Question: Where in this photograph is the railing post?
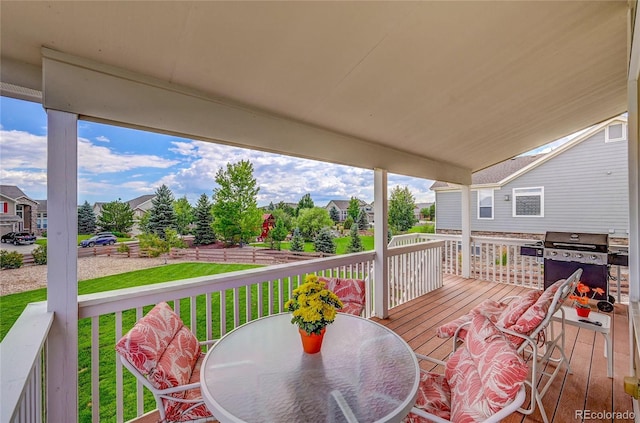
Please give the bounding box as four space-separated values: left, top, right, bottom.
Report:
374 168 389 318
461 185 471 278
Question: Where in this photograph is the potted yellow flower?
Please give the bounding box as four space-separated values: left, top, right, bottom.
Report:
285 274 343 353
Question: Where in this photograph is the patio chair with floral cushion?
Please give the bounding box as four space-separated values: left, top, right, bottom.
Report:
434 268 582 423
403 313 529 423
115 302 218 423
318 276 366 316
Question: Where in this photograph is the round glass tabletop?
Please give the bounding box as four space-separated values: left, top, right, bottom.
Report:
200 313 419 423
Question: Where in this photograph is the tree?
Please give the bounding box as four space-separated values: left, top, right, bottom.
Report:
388 185 417 232
329 206 340 223
193 193 216 245
268 218 288 250
212 160 262 245
343 216 354 230
420 207 431 220
346 223 363 253
314 227 336 254
147 185 178 239
357 209 368 230
97 199 134 233
271 208 293 233
429 203 436 221
174 196 194 235
347 197 360 222
296 193 314 216
276 201 296 217
290 227 305 252
295 207 334 241
78 200 96 234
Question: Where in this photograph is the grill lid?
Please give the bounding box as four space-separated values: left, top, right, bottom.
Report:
544 231 609 252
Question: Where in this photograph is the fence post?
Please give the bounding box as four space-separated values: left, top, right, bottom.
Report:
195 247 199 261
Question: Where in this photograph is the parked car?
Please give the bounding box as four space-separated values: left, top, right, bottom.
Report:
0 231 37 245
79 233 117 248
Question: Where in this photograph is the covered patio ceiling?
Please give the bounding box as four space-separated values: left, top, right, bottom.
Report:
0 1 632 185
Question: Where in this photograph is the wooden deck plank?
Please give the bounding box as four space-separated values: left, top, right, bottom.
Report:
373 275 634 423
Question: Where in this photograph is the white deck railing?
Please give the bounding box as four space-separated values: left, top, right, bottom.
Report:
0 302 53 423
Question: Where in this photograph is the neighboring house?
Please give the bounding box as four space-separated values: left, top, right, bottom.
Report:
93 194 156 234
325 199 373 223
0 185 39 237
34 200 47 234
431 117 629 240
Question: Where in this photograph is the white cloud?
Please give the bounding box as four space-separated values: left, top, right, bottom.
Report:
78 137 179 173
96 135 110 143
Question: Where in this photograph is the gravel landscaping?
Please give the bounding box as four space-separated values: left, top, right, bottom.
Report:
0 256 187 296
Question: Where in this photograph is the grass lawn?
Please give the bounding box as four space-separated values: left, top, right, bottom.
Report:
1 262 272 423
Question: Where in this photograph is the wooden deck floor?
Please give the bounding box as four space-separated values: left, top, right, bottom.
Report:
372 275 633 423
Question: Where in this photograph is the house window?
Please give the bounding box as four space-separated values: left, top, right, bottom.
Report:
477 189 494 219
0 202 6 214
37 213 48 230
513 187 544 217
605 123 626 143
16 204 23 219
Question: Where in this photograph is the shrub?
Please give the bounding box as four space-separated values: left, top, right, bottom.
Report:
32 244 47 265
117 243 130 254
111 231 127 238
1 250 23 269
343 217 354 230
314 227 336 254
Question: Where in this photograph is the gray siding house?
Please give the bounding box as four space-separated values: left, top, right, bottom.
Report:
432 117 629 240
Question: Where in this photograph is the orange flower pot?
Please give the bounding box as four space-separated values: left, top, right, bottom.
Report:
576 306 590 318
299 328 326 354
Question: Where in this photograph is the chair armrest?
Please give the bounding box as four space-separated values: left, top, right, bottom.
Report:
156 381 202 396
415 352 446 367
200 339 218 347
500 295 522 304
452 321 472 351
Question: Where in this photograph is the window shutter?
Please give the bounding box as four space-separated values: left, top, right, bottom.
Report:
3 203 7 213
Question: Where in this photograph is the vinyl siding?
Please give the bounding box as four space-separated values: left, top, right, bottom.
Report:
434 127 629 237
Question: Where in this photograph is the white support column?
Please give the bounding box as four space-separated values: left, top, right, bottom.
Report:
461 185 471 278
629 77 639 303
374 168 389 318
46 110 78 423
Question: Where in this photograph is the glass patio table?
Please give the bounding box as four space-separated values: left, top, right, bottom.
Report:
200 313 420 423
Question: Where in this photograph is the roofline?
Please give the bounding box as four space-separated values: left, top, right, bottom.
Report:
432 115 627 192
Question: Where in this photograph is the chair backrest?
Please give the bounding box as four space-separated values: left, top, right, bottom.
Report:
115 301 201 392
445 314 529 421
318 277 366 316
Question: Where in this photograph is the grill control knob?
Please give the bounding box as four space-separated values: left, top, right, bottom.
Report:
590 255 598 261
563 252 570 257
550 251 557 256
575 253 583 259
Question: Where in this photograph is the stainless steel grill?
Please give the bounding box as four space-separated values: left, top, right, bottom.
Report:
543 232 609 301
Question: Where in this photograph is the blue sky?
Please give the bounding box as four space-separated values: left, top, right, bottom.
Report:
0 96 575 207
0 96 440 206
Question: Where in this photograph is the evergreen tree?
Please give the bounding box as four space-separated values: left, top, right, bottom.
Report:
268 218 288 250
78 200 96 234
174 196 194 235
276 201 296 217
314 227 336 254
346 223 364 253
147 184 177 239
347 197 360 222
388 185 417 232
329 206 340 223
212 160 262 245
290 227 305 252
97 199 134 233
296 193 314 216
357 209 368 230
194 193 216 245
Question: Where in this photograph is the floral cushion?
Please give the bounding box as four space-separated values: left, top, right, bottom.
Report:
495 290 541 329
164 355 215 422
115 302 202 391
435 299 506 339
319 277 366 316
446 314 528 421
402 372 451 422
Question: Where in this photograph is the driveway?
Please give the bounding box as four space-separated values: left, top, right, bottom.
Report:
0 240 39 253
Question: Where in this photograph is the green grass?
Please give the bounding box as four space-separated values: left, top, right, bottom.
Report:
407 223 435 234
1 262 272 423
